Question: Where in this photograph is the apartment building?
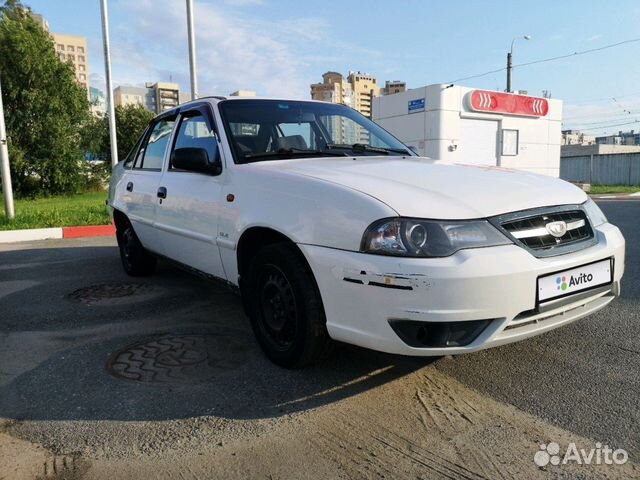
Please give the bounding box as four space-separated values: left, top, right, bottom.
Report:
595 130 640 146
114 82 191 114
310 71 380 117
52 33 90 93
380 80 407 96
561 130 596 146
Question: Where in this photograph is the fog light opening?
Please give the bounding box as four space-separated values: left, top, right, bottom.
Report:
390 319 492 348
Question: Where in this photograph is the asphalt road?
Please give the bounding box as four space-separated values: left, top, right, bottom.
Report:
0 200 638 479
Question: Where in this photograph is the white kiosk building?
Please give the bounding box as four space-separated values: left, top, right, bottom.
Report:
373 84 562 177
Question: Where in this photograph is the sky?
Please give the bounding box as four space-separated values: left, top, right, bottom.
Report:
24 0 640 134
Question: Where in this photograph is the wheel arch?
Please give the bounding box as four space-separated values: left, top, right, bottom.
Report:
236 226 299 290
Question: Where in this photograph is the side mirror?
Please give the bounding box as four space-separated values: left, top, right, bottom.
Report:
171 147 221 175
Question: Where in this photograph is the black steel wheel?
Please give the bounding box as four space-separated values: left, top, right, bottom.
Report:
246 243 332 368
116 219 156 276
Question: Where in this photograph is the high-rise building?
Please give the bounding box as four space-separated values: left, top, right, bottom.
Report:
114 82 191 114
310 71 379 117
28 10 90 99
310 71 379 144
380 80 406 96
51 33 90 94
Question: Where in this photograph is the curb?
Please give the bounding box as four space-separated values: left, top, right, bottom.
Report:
0 225 115 244
591 194 640 201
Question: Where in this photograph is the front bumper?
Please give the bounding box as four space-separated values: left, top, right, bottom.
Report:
299 223 625 356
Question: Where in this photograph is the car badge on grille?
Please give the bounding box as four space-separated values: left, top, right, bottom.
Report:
546 220 567 238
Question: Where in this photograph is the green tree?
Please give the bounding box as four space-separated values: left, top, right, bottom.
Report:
0 1 90 196
112 104 154 162
81 104 154 163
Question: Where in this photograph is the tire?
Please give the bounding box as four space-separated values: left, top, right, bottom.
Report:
116 219 156 276
246 243 332 368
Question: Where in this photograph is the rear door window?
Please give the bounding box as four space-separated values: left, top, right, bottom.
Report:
134 118 176 170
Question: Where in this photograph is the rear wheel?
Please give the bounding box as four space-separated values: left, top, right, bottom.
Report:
116 220 156 276
246 243 332 368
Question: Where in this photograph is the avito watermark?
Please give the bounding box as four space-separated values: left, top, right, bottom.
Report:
534 442 628 467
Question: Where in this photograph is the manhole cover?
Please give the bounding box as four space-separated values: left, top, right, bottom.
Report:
67 283 160 306
107 334 248 384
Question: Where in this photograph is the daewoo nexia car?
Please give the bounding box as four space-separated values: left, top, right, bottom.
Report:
108 97 625 367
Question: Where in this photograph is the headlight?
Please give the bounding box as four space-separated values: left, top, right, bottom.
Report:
361 218 511 257
583 198 607 227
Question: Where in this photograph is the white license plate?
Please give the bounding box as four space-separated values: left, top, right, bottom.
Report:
538 258 612 302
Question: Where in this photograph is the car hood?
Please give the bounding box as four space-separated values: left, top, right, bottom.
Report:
251 157 587 219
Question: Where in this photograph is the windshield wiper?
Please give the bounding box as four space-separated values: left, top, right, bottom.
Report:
325 143 410 155
243 148 347 161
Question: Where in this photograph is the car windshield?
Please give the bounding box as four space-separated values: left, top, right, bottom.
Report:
218 99 411 163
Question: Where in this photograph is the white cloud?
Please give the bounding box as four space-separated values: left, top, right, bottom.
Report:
223 0 265 6
109 0 333 99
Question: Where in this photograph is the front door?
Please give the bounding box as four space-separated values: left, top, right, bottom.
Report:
153 106 227 279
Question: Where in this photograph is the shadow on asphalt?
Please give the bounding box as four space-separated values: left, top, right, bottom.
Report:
0 244 432 423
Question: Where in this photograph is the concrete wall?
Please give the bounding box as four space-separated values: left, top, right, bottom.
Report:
560 153 640 185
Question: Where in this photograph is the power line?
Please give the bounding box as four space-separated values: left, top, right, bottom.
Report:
580 120 640 132
448 37 640 84
567 115 634 127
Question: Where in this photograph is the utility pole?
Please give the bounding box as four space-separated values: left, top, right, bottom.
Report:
506 50 513 93
186 0 198 100
0 76 15 220
100 0 118 166
507 35 531 93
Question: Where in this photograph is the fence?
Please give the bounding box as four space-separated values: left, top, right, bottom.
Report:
560 153 640 185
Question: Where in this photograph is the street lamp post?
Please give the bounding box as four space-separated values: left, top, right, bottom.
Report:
186 0 198 100
100 0 118 167
506 35 531 93
0 76 15 220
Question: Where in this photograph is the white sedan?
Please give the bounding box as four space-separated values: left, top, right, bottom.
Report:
108 97 625 367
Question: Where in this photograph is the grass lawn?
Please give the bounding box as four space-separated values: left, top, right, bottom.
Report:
0 191 111 231
590 185 640 195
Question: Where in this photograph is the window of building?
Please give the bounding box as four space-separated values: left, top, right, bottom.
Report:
79 74 86 81
78 55 85 62
77 46 85 53
67 45 75 52
502 129 519 156
57 44 64 51
68 54 75 61
78 65 86 72
58 53 65 61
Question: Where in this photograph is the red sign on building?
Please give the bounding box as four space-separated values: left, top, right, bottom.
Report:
469 90 548 117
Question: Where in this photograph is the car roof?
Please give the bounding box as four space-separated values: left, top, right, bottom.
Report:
154 96 336 120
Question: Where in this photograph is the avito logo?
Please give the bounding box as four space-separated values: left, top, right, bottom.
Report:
556 273 594 291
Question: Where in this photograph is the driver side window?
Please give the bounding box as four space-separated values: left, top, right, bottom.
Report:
171 112 217 170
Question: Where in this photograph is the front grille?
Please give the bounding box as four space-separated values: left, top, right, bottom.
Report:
493 206 595 257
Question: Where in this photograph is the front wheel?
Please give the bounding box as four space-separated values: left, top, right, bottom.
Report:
246 243 332 368
116 220 156 276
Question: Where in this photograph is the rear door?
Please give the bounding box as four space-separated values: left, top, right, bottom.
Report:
152 105 227 279
121 114 177 253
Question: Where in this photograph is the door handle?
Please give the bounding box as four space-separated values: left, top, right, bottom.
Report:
126 181 133 192
157 186 167 199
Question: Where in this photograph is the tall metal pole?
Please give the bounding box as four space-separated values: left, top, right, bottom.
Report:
0 76 15 220
186 0 198 100
100 0 118 166
506 51 512 93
